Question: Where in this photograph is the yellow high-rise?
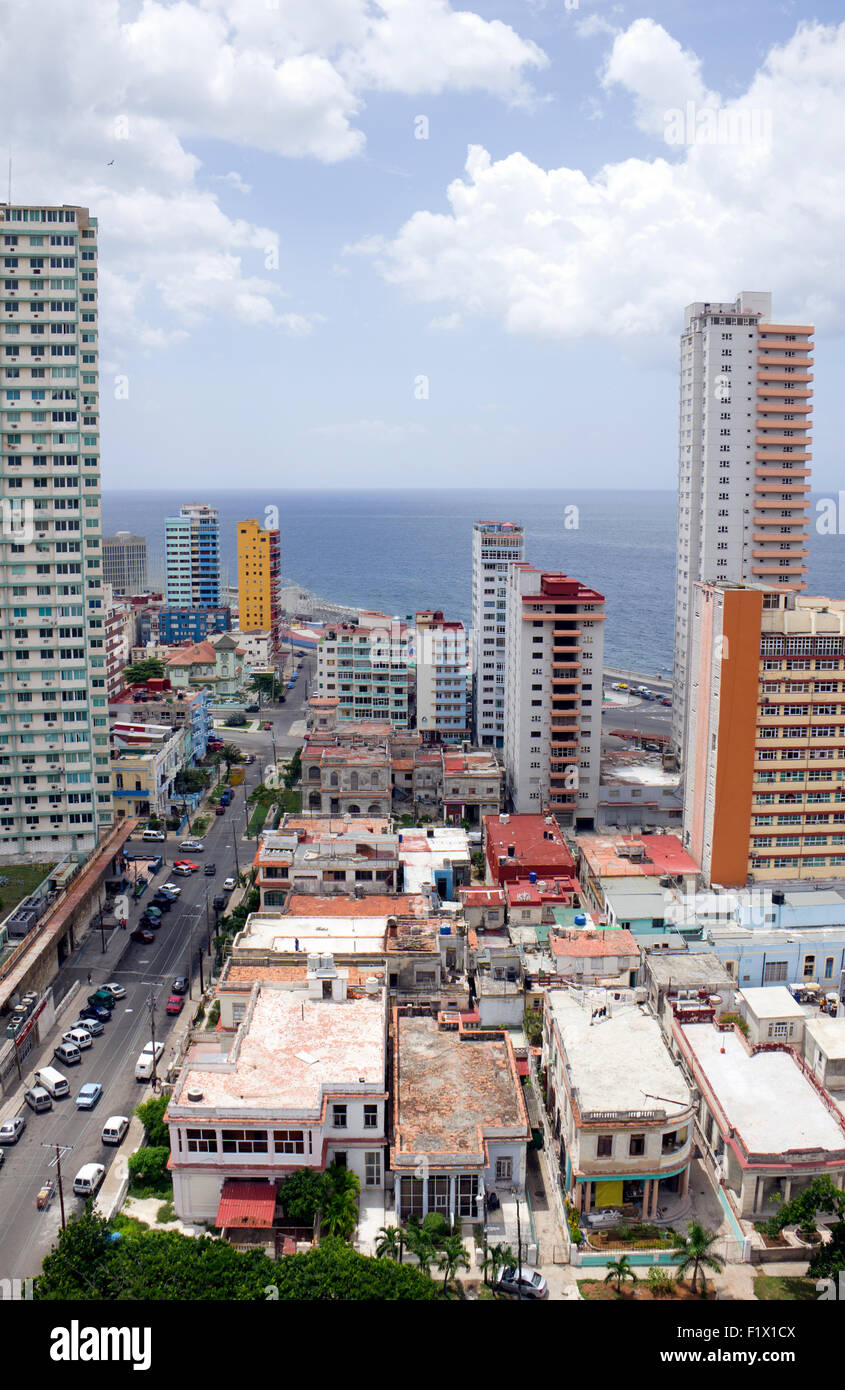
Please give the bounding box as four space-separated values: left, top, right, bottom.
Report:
236 519 281 652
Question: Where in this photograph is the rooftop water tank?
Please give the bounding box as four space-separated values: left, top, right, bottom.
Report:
529 871 537 884
365 976 381 996
574 912 587 926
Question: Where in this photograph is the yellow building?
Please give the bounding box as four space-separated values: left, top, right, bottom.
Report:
236 519 281 651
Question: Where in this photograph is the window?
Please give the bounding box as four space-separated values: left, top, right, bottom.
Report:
365 1151 382 1187
629 1134 645 1157
596 1135 613 1157
802 956 816 979
364 1104 378 1129
221 1129 268 1154
273 1129 304 1154
825 957 835 980
457 1174 479 1216
763 960 788 983
185 1128 218 1153
495 1157 513 1182
332 1104 347 1129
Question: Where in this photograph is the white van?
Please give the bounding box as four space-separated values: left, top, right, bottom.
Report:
73 1163 105 1197
53 1041 81 1066
33 1066 69 1099
134 1041 164 1081
62 1027 93 1051
101 1115 130 1146
141 828 166 842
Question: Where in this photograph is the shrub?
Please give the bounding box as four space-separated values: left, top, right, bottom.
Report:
647 1266 675 1297
135 1095 170 1149
128 1147 170 1190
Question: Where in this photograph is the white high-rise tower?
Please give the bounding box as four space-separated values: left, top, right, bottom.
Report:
471 521 524 747
672 292 813 762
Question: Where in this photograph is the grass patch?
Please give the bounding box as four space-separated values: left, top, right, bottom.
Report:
191 816 211 836
110 1213 150 1236
753 1275 819 1301
587 1225 678 1251
156 1200 176 1224
128 1175 174 1202
247 802 270 837
0 861 58 917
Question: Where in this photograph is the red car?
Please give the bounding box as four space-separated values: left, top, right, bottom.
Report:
173 860 200 873
263 721 273 730
165 994 184 1015
130 928 155 944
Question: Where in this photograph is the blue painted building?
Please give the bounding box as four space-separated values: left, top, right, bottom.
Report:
140 607 231 645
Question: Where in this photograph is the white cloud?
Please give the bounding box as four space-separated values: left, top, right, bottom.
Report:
575 16 620 41
428 312 462 331
365 21 845 341
0 0 546 354
307 419 428 444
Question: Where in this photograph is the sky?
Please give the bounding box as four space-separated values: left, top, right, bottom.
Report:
2 0 845 490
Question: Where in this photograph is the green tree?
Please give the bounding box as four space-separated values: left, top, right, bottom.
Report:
763 1175 845 1239
604 1255 638 1296
251 672 282 702
284 746 302 789
320 1163 361 1242
221 743 245 776
671 1222 724 1295
404 1219 436 1277
123 659 166 685
128 1146 170 1189
523 1007 543 1047
279 1169 329 1225
135 1095 170 1149
375 1225 405 1263
809 1222 845 1280
436 1233 470 1296
174 767 210 795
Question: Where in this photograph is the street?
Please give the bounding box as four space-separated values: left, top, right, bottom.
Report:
0 655 312 1278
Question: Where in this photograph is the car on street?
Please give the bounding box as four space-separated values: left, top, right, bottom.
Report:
495 1266 548 1299
179 839 205 852
150 894 173 911
223 876 237 892
71 1015 104 1036
245 704 259 713
172 860 199 873
215 805 226 815
102 1116 130 1146
62 1027 93 1050
54 1041 81 1066
79 1004 111 1025
73 1163 105 1197
661 696 672 706
140 914 162 930
166 994 184 1015
88 988 114 1010
24 1087 52 1113
172 976 189 994
245 754 255 764
263 720 273 730
0 1116 26 1144
204 863 216 875
159 883 181 897
76 1083 103 1110
142 1041 165 1062
102 982 126 1000
130 928 155 944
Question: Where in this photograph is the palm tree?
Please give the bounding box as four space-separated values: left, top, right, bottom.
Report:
436 1233 471 1296
404 1222 436 1276
481 1242 516 1286
604 1255 638 1296
375 1225 405 1263
671 1222 724 1295
220 743 245 777
320 1164 360 1242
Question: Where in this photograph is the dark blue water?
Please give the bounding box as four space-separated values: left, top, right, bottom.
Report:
100 490 845 678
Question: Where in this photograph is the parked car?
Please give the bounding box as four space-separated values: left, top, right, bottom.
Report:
150 894 173 911
102 1115 130 1146
79 1004 111 1025
73 1163 105 1197
204 863 217 876
71 1016 104 1037
661 696 672 706
36 1180 56 1208
159 883 181 897
610 682 621 691
140 914 162 930
62 1027 93 1051
24 1087 53 1114
76 1082 103 1111
0 1116 26 1144
141 828 166 842
102 982 126 1000
179 839 205 852
495 1266 548 1299
88 989 114 1010
54 1041 81 1066
245 704 260 713
130 928 155 944
263 721 273 730
214 805 226 816
172 860 199 873
166 994 184 1015
223 876 237 892
212 893 226 912
172 976 189 995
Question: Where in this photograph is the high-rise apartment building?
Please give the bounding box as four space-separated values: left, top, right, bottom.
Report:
0 202 111 855
102 531 147 594
316 612 411 726
673 293 813 763
471 521 524 747
503 566 605 827
683 583 845 888
414 610 470 742
164 504 220 608
236 518 281 653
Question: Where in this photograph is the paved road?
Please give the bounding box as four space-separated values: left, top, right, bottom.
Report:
0 694 299 1279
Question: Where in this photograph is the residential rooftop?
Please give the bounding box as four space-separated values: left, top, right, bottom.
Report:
173 986 386 1113
805 1017 845 1061
679 1023 845 1156
237 913 387 955
739 986 807 1020
547 991 692 1117
549 928 639 959
576 832 698 879
644 950 736 992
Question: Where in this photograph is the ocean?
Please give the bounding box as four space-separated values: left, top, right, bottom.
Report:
100 489 845 678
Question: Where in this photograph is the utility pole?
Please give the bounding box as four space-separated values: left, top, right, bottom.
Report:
98 892 106 953
148 986 159 1088
43 1143 72 1231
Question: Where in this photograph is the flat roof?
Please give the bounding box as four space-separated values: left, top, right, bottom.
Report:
393 1014 528 1159
577 833 698 878
550 929 639 959
680 1024 845 1155
285 894 423 917
603 886 669 919
547 993 692 1115
239 913 387 954
645 950 735 990
805 1017 845 1062
739 986 806 1020
485 815 575 869
174 987 385 1112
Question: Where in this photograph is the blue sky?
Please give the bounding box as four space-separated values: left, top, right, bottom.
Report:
3 0 844 489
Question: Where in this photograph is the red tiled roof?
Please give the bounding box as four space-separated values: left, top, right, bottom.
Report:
459 888 505 906
550 929 639 958
286 893 422 917
216 1180 276 1228
516 1057 530 1077
165 640 216 666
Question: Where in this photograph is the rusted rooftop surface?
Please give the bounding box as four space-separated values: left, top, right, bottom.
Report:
443 752 501 775
550 928 639 959
576 833 698 879
459 887 505 907
217 1181 276 1229
279 816 391 836
385 917 445 953
285 894 424 917
174 986 386 1112
392 1014 529 1163
224 963 386 987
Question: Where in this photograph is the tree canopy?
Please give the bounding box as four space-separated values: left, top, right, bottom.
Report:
35 1212 436 1301
123 659 166 685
